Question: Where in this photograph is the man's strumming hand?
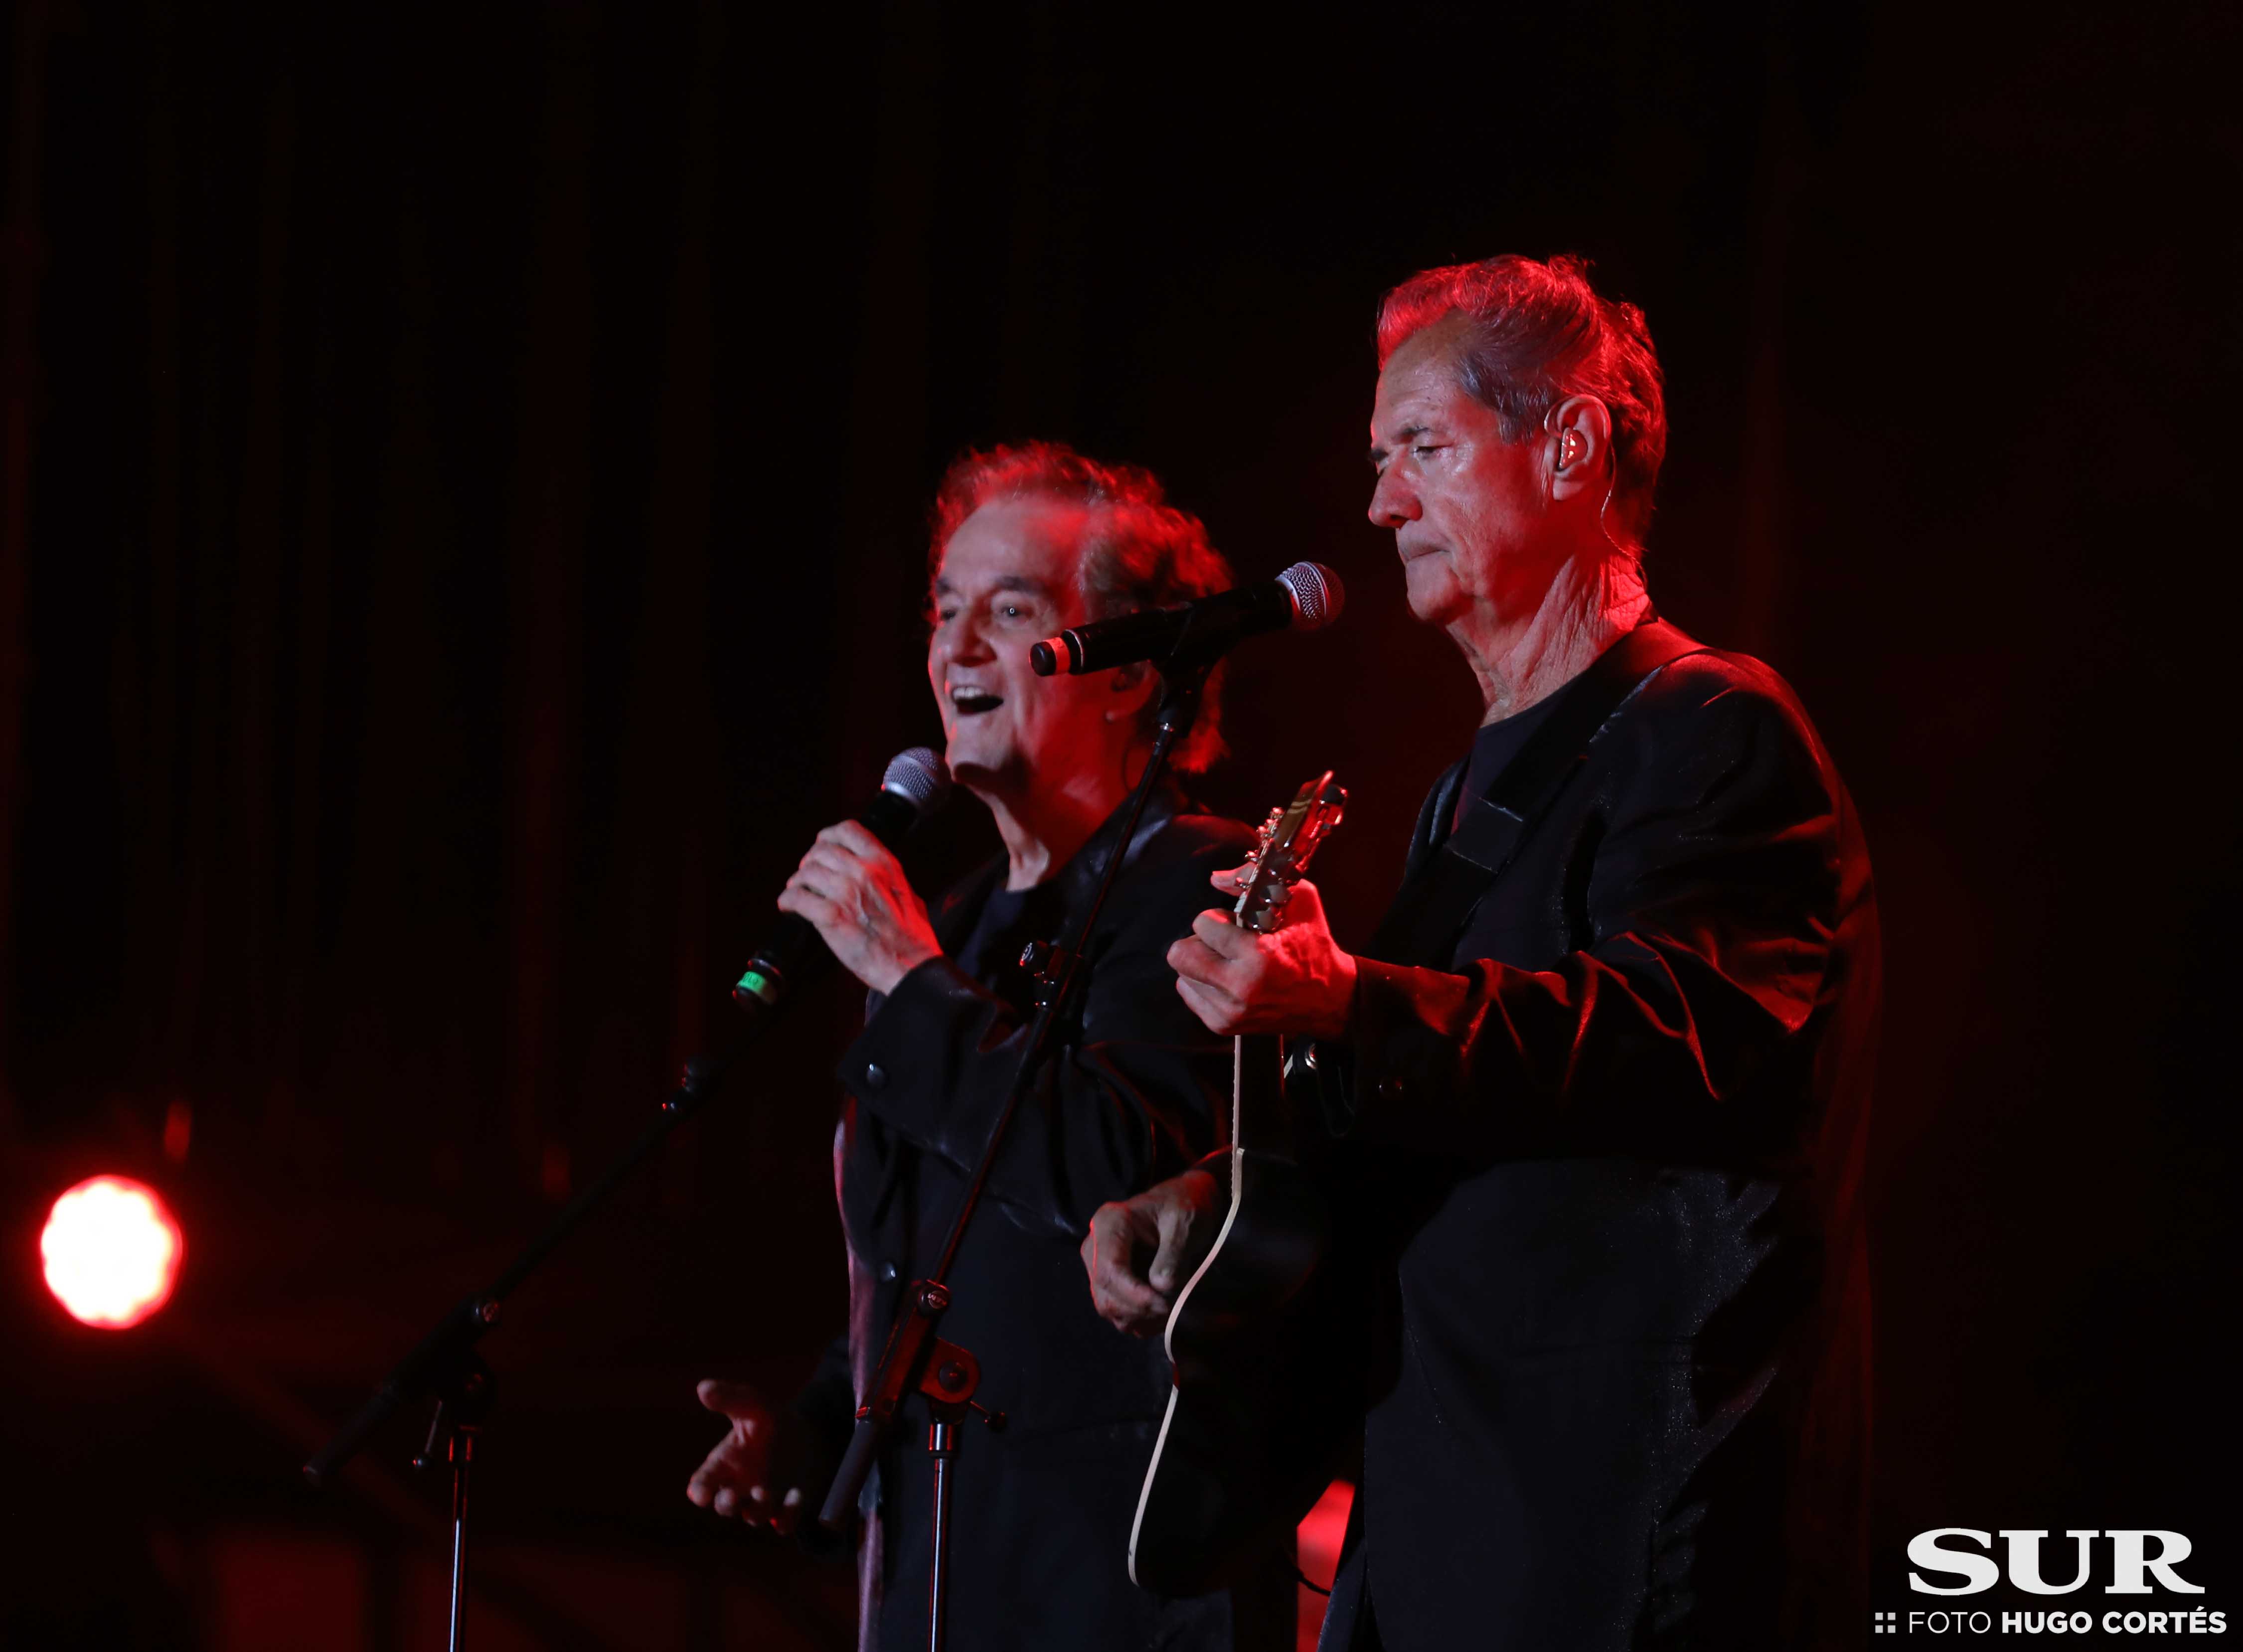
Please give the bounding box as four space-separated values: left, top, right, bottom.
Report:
1081 1168 1223 1337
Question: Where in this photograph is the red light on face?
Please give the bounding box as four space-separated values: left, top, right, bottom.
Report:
41 1175 185 1329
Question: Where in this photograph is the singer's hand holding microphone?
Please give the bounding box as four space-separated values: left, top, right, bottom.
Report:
731 747 953 1014
778 819 942 996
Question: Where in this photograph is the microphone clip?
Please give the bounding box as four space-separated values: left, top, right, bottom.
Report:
1018 940 1075 1008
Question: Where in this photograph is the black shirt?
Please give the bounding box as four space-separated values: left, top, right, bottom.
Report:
1449 688 1569 835
952 877 1066 1013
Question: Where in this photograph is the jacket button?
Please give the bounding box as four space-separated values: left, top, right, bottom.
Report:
864 1062 887 1090
877 1261 900 1283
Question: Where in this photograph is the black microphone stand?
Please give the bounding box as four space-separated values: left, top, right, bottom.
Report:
303 888 857 1650
817 655 1213 1652
307 628 1219 1652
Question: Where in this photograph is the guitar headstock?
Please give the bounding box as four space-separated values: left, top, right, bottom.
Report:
1232 771 1347 935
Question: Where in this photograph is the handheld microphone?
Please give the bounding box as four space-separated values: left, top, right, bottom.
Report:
1028 561 1343 676
731 747 952 1016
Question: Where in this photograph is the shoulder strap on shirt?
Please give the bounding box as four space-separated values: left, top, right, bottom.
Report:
1366 618 1705 968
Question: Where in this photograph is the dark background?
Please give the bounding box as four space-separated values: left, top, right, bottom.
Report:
1 1 2236 1647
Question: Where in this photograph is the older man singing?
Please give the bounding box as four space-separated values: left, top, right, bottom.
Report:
689 443 1293 1652
1086 256 1879 1651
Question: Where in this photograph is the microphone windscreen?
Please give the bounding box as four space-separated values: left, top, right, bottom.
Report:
880 746 953 819
1277 562 1345 630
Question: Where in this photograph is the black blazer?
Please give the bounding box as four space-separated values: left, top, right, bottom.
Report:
1309 623 1879 1652
801 790 1292 1652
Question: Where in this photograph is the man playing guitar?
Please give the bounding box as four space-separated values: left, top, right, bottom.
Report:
1085 256 1878 1652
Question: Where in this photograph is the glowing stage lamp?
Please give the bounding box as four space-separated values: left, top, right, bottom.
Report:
40 1175 185 1329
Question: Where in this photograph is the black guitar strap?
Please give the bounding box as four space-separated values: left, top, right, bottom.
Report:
1365 617 1705 969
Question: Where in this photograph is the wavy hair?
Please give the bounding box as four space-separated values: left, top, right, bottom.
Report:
1378 254 1667 548
930 442 1232 772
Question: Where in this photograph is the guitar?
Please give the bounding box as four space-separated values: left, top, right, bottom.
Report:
1129 771 1361 1597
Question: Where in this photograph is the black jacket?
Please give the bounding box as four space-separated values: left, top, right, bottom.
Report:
802 789 1292 1652
1309 622 1878 1652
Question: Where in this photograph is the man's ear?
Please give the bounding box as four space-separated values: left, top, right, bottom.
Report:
1106 659 1157 722
1546 394 1614 506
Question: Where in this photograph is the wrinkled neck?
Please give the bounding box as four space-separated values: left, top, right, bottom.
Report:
1451 553 1651 725
973 745 1149 890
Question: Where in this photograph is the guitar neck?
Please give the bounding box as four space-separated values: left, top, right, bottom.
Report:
1230 1031 1292 1162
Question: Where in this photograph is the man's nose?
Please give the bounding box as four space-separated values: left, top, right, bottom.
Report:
940 614 994 662
1368 468 1418 529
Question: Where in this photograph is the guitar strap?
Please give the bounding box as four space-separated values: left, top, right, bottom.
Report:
1365 617 1705 969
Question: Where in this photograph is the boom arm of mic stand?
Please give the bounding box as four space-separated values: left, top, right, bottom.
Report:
304 1041 745 1487
817 660 1210 1533
304 1294 500 1486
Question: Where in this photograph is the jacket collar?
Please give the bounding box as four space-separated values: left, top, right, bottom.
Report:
934 781 1188 948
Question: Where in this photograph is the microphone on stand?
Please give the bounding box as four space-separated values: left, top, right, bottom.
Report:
731 747 952 1018
1028 561 1344 676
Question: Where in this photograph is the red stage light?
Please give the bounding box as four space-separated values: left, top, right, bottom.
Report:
40 1175 184 1329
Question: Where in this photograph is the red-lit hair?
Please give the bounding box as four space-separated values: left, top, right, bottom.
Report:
1378 254 1667 547
930 442 1231 773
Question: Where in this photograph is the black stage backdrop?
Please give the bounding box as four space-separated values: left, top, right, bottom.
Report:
0 2 2236 1647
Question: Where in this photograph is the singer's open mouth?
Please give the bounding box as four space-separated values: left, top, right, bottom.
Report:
950 687 1003 716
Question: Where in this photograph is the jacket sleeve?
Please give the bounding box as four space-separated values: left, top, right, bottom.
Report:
1337 670 1847 1163
834 832 1243 1234
790 1331 856 1453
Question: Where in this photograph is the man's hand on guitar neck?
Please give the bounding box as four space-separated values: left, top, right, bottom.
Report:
1167 867 1358 1041
1081 1168 1223 1337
